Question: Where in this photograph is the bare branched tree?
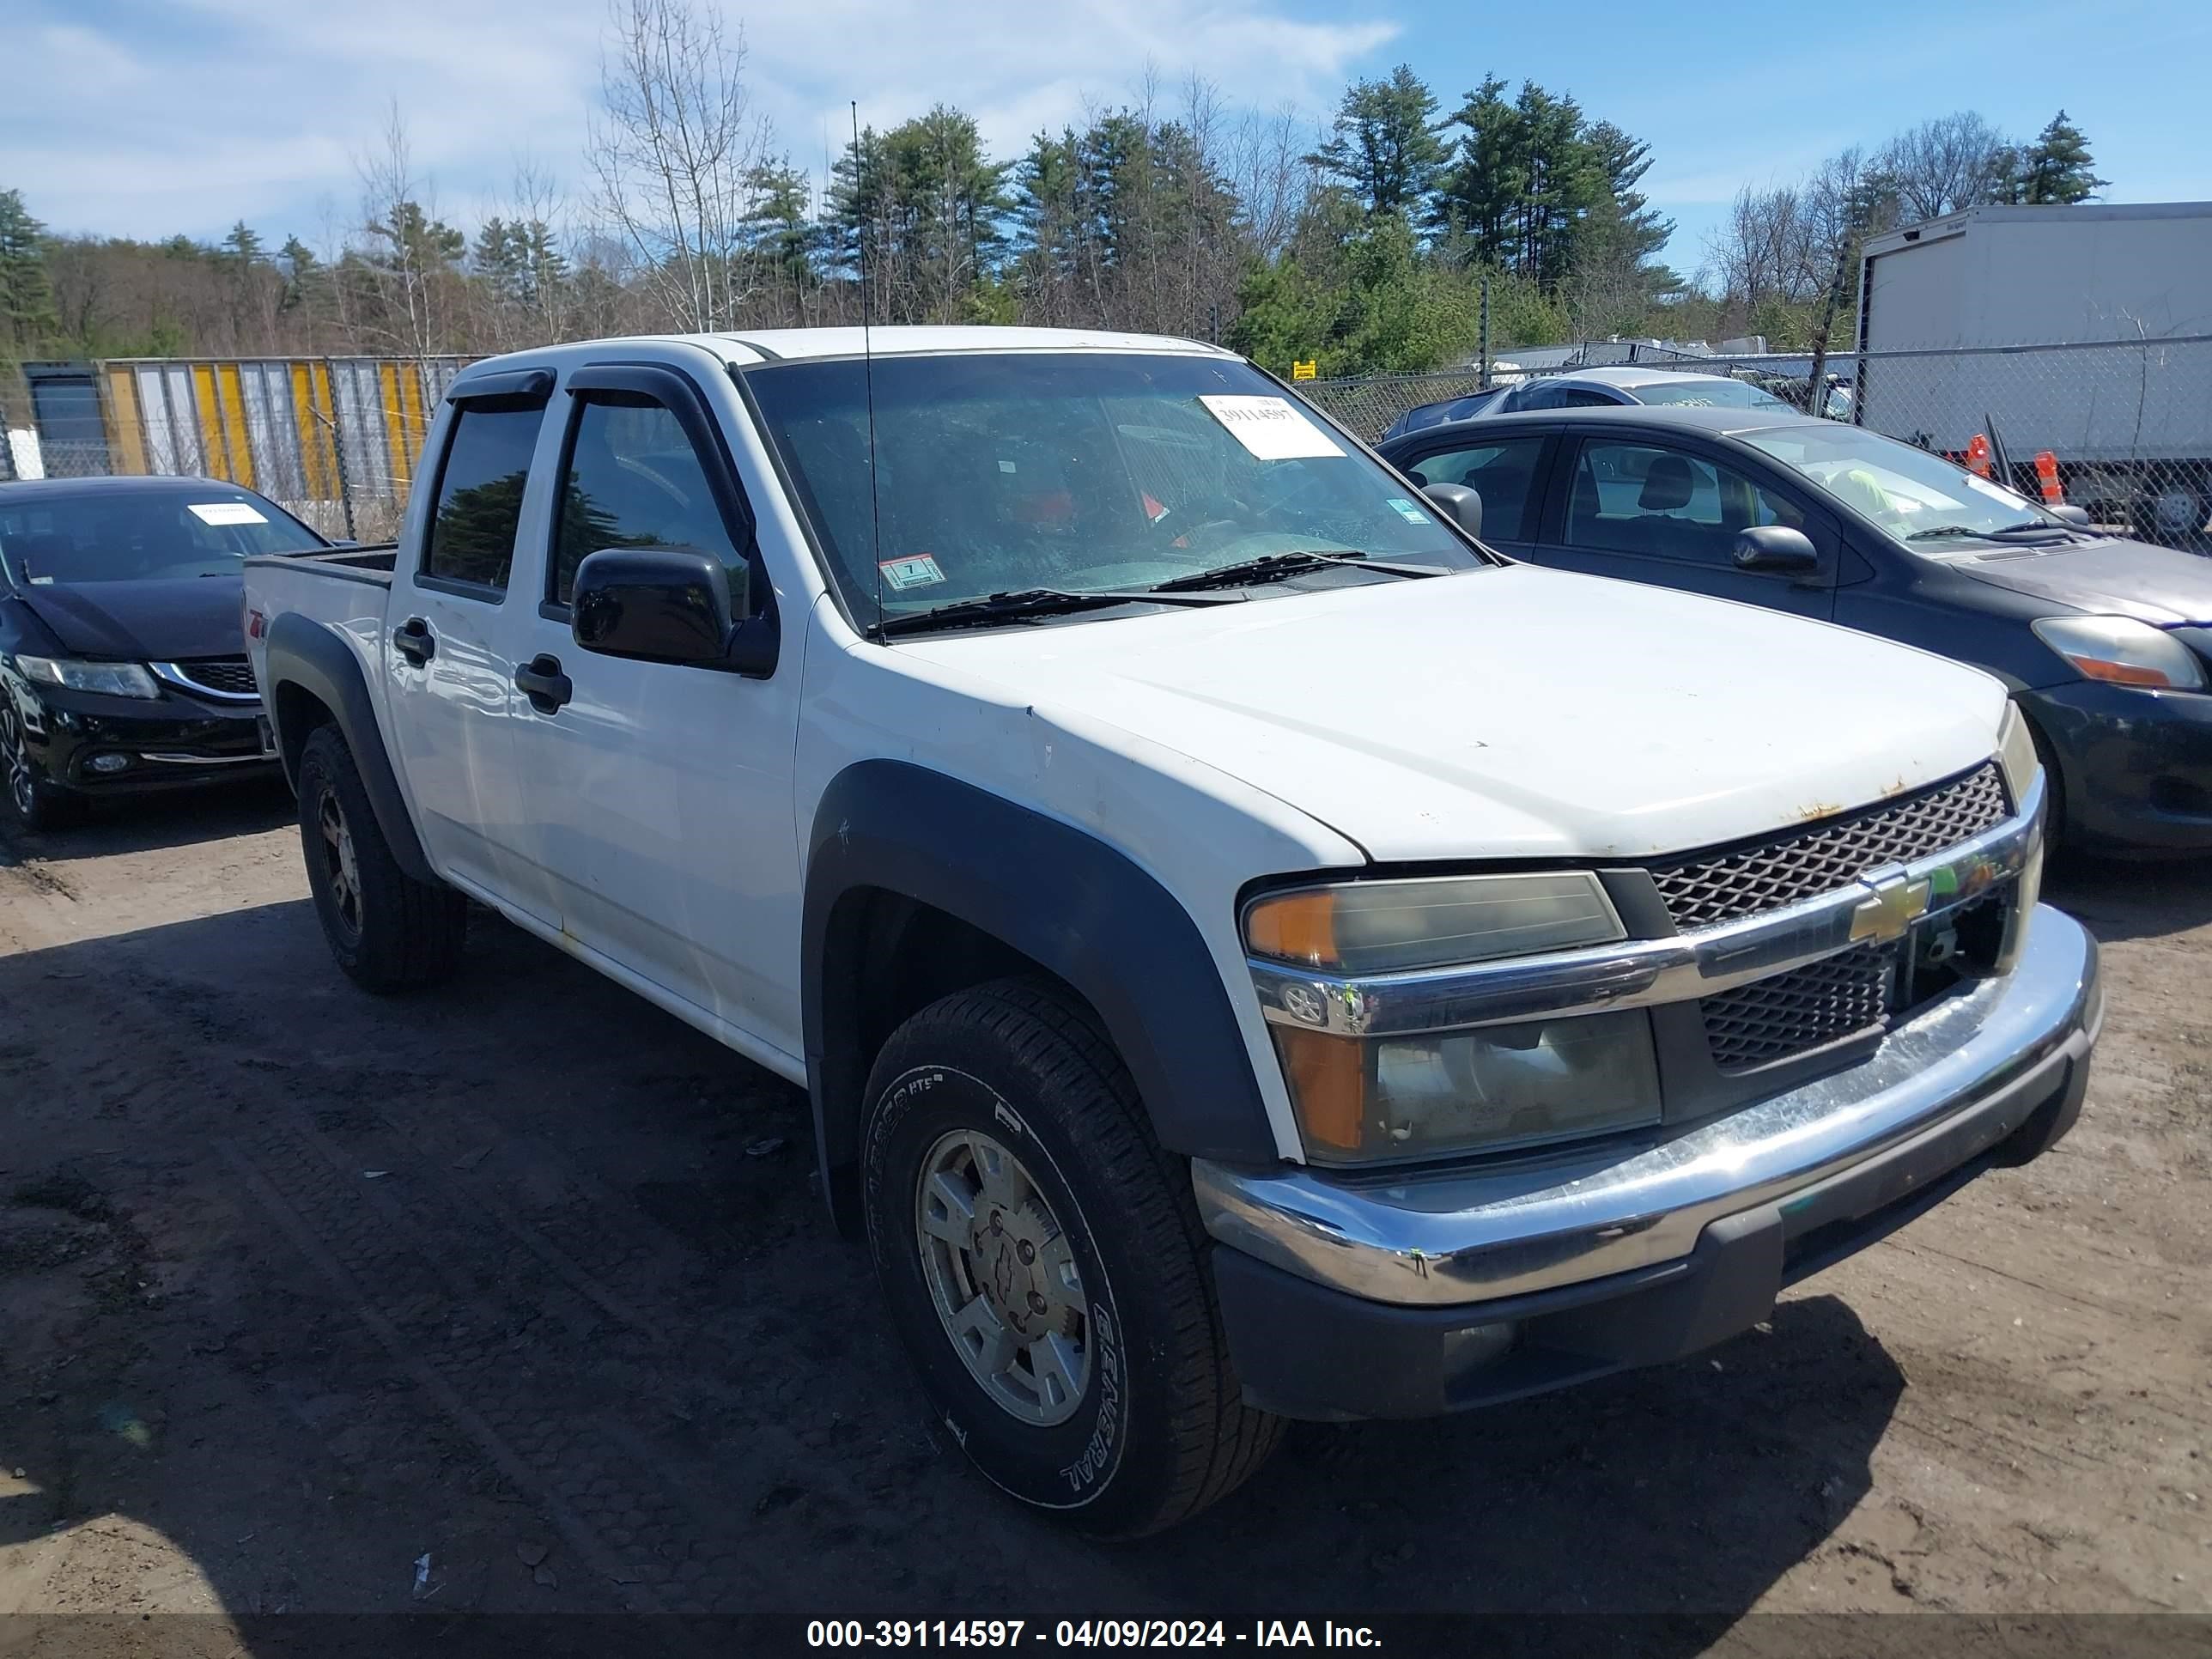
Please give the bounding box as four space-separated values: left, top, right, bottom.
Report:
588 0 775 331
354 102 463 361
1880 112 2011 224
1227 104 1320 264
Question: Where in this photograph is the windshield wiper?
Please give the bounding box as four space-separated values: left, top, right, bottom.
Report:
1150 550 1445 593
872 586 1239 638
1907 520 2069 542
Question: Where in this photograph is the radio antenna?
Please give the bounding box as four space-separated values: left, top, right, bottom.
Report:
854 100 884 640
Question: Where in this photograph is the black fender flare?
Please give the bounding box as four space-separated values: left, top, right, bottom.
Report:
264 611 435 884
802 760 1279 1226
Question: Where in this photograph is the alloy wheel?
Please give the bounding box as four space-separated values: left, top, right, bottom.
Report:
1 701 35 819
318 788 362 934
914 1128 1092 1427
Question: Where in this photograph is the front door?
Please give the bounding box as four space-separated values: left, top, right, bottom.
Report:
502 371 805 1060
1540 436 1838 620
384 398 558 921
1395 434 1552 556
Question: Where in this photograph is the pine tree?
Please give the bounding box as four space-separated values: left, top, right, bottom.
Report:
221 220 265 268
2015 110 2106 204
0 189 56 350
1305 65 1446 218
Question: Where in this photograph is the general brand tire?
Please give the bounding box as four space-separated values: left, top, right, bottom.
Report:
296 725 468 993
860 979 1283 1536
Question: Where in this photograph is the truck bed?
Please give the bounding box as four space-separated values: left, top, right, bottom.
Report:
253 544 398 585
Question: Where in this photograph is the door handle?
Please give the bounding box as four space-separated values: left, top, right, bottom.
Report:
514 653 573 714
393 617 435 665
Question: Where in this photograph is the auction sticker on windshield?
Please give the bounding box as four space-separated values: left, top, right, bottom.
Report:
1197 395 1346 461
188 501 269 526
879 554 946 591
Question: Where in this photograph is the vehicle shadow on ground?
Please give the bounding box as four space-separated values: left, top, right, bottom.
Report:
0 897 1904 1639
2046 854 2212 944
0 779 295 866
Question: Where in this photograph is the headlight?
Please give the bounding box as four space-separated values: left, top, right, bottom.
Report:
1247 873 1656 1164
1244 872 1625 975
14 656 161 699
2031 616 2205 690
1272 1012 1663 1163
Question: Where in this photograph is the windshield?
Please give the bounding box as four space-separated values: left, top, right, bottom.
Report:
1635 378 1794 411
743 352 1483 624
0 486 327 585
1741 424 2065 547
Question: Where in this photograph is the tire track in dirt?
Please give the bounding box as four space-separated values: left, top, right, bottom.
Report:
221 1141 672 1613
46 951 793 1614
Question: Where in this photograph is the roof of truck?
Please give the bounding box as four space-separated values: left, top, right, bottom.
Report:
706 325 1237 365
1862 199 2212 256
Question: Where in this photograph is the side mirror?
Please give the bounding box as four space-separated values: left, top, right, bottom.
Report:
1420 481 1483 540
2051 503 2091 528
1733 524 1820 577
571 546 777 678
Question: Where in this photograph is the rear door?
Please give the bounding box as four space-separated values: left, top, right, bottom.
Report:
382 384 560 922
1535 432 1841 620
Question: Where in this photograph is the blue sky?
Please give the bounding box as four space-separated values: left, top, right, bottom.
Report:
3 0 2207 285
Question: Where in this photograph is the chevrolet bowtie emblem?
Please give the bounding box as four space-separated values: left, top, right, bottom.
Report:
1850 874 1931 945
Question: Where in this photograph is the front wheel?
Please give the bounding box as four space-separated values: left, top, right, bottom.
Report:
0 696 86 832
861 980 1282 1536
296 725 468 992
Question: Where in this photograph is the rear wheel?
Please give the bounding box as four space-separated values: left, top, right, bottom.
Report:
0 696 86 832
2132 482 2211 547
860 979 1282 1536
296 725 467 992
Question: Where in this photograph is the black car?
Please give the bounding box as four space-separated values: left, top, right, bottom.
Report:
1379 404 2212 855
0 475 331 829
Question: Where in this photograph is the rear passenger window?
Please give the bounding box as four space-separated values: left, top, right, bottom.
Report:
422 405 544 592
551 401 744 605
1403 437 1545 541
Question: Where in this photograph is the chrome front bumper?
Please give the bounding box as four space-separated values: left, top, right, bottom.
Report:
1195 902 2101 1310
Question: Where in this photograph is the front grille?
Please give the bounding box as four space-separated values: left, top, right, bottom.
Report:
170 656 258 697
1649 763 2009 931
1702 945 1897 1072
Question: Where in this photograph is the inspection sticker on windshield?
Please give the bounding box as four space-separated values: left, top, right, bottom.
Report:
187 501 268 526
879 554 945 591
1196 395 1345 461
1385 496 1431 524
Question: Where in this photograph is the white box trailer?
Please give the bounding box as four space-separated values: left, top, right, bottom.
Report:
1855 202 2212 540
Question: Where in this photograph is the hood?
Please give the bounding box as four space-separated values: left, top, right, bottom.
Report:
894 566 2008 863
18 576 249 662
1950 536 2212 626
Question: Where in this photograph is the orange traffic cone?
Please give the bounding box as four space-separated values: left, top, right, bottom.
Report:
2034 450 2063 504
1966 434 1993 478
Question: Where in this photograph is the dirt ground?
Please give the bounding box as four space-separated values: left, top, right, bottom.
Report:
1 781 2207 1638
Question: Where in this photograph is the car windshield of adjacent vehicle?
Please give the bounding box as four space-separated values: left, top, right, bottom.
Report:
1633 378 1795 411
0 485 328 586
1741 424 2070 548
743 351 1485 628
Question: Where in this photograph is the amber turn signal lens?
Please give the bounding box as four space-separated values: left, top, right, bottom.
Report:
2072 658 2171 687
1244 890 1340 969
1270 1027 1367 1152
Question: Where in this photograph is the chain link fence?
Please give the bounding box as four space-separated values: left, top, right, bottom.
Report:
3 356 469 545
1304 336 2212 545
15 338 2212 547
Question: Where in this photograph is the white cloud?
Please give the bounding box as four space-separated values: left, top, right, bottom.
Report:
1 0 1394 242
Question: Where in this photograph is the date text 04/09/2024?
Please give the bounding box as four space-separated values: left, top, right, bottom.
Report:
804 1621 1382 1648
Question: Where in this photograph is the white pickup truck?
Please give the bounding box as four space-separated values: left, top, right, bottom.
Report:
244 326 2100 1535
